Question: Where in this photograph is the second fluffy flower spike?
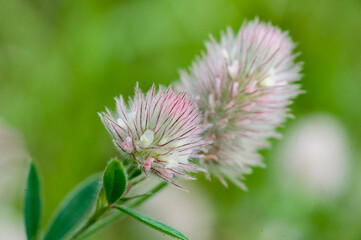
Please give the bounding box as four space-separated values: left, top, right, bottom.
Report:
179 18 303 189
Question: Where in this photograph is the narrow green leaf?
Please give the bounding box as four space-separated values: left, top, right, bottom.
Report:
119 193 151 202
25 163 41 240
103 159 127 204
43 175 100 240
116 205 188 240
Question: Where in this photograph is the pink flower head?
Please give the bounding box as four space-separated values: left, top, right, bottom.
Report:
99 84 211 189
178 18 303 189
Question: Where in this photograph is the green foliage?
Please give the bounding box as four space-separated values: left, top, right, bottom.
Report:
43 175 100 240
116 205 188 240
25 163 42 240
1 0 361 239
103 158 127 204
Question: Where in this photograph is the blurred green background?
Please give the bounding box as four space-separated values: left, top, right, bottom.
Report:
0 0 361 239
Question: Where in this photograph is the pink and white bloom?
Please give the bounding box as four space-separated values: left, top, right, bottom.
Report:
179 18 303 189
99 84 210 188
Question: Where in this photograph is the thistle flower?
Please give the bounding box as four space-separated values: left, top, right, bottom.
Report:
179 18 303 189
99 84 210 188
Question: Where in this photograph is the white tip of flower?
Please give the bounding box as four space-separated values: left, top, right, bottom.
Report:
159 154 175 163
140 130 154 148
222 48 229 60
228 60 239 79
260 76 275 87
167 159 179 168
260 68 276 87
159 152 188 166
117 118 127 129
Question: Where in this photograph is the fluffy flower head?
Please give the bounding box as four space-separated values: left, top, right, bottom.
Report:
179 18 303 188
99 84 210 188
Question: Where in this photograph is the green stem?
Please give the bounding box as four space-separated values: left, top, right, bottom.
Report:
75 182 167 240
68 207 109 240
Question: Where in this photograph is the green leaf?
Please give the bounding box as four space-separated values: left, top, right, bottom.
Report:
43 175 100 240
25 163 42 240
116 205 188 240
103 159 127 204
